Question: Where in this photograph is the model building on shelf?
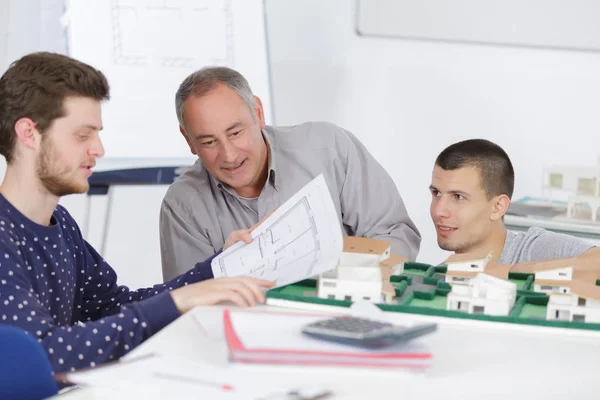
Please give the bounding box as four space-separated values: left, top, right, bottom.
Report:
542 156 600 222
446 272 517 316
317 237 406 304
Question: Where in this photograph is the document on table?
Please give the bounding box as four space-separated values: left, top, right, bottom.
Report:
223 310 432 369
211 174 343 287
64 354 331 399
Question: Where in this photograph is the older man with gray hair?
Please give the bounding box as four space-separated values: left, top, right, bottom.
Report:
159 66 420 280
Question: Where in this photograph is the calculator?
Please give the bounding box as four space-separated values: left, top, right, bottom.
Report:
301 316 437 348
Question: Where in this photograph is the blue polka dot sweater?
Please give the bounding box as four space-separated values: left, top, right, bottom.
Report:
0 194 215 373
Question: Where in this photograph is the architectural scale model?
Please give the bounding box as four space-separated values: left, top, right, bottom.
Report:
446 272 517 316
546 280 600 323
526 258 600 322
529 258 596 295
542 156 600 222
317 237 406 304
271 249 600 329
444 252 493 285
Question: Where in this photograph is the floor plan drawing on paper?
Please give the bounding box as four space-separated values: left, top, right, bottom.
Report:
211 175 343 287
216 199 320 280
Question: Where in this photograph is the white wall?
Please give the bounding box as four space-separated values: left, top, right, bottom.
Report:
0 0 11 183
3 0 600 282
0 0 67 180
264 0 600 264
0 0 9 72
3 0 66 66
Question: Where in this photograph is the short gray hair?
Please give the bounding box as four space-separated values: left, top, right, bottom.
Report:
175 66 256 133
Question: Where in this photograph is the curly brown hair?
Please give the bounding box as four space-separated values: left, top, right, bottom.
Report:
0 52 110 163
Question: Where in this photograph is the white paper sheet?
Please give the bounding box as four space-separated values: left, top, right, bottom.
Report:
211 174 344 287
66 354 310 399
227 310 429 355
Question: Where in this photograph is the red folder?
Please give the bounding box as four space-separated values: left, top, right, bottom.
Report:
223 310 432 369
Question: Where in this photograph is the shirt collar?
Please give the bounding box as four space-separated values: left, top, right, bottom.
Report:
262 127 278 190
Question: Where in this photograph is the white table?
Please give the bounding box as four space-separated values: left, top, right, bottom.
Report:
54 303 600 399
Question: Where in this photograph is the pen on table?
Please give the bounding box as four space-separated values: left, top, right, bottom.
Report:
258 388 333 400
153 371 234 391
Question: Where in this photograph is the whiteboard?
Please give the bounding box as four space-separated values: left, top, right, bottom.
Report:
0 0 8 73
357 0 600 52
66 0 272 158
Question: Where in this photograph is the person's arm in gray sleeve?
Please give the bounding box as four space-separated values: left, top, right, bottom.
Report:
336 126 421 260
159 199 216 281
510 228 599 277
523 228 594 261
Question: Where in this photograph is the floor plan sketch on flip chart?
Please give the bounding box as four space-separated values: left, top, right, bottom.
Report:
65 0 272 158
211 175 343 287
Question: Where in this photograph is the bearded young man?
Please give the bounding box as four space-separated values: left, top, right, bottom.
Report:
0 52 273 373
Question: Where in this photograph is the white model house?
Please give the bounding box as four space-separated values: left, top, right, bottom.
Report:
534 266 575 294
530 258 596 294
318 265 386 303
542 156 600 221
338 236 392 268
546 280 600 323
445 252 493 285
446 273 517 316
317 237 400 303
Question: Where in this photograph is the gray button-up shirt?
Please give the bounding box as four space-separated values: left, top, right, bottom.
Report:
159 122 421 280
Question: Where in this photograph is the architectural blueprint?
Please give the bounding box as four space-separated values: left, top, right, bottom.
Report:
211 175 343 287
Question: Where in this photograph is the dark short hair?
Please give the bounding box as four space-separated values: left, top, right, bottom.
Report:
0 52 110 163
435 139 514 199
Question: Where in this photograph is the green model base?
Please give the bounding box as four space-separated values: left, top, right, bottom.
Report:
267 262 600 332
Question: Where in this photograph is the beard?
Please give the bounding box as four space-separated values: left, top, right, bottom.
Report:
36 139 89 197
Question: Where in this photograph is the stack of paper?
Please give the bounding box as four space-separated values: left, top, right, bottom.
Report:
223 310 432 369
